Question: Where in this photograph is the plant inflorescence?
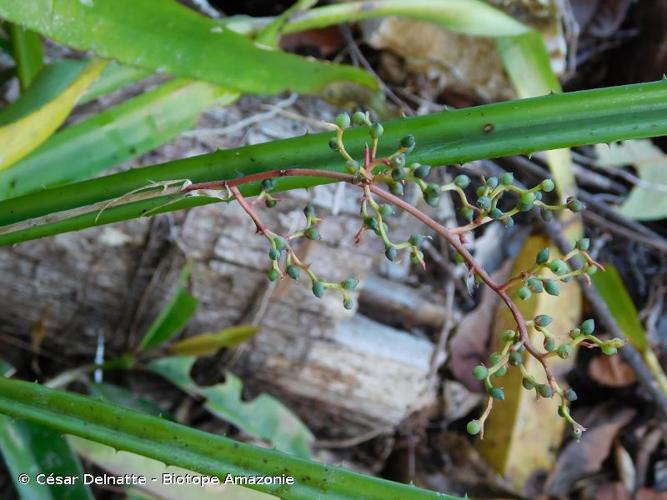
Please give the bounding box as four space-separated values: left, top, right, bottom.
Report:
181 111 624 441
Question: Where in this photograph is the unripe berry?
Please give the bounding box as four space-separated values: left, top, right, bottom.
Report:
557 344 573 359
509 351 523 366
489 208 503 220
538 384 553 398
490 387 505 400
544 279 560 296
486 176 499 189
602 345 617 355
549 259 569 275
466 420 481 435
342 278 358 290
503 216 514 228
328 138 339 151
454 174 470 188
501 330 516 342
566 197 585 212
335 113 350 129
379 204 394 218
576 238 590 251
518 192 534 212
535 314 552 327
527 277 544 293
414 164 432 179
400 134 416 149
265 199 277 208
495 366 508 377
364 217 379 231
304 203 315 217
370 123 384 139
393 154 406 168
352 110 367 125
312 281 326 298
424 191 441 207
472 365 488 380
304 227 320 240
392 166 407 181
572 428 583 441
536 247 550 265
586 266 598 276
500 172 514 185
541 179 555 192
268 248 281 261
409 234 426 247
476 186 486 197
267 268 279 281
581 319 595 334
564 388 578 401
389 181 404 196
544 337 556 352
460 207 474 222
385 245 398 261
345 159 360 173
286 265 300 280
522 377 535 390
518 287 531 300
476 196 491 210
261 178 276 191
541 208 553 222
343 297 353 310
273 236 286 250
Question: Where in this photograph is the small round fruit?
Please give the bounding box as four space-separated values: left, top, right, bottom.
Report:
472 365 488 380
466 420 481 436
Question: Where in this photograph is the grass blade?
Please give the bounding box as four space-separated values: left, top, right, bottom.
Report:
0 0 377 95
7 23 43 90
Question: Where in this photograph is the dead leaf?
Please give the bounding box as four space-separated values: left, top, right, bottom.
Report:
545 407 636 496
589 354 637 387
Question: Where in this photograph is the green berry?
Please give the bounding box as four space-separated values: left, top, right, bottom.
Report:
364 217 379 231
389 181 404 196
534 191 543 201
527 277 544 293
466 420 481 436
503 216 515 228
460 207 474 222
486 176 499 189
495 366 508 377
312 281 326 298
518 287 532 300
335 113 350 129
557 344 573 359
342 278 358 290
304 203 315 217
304 227 320 240
566 197 585 212
572 428 583 441
541 208 554 222
345 159 360 173
489 208 503 220
424 192 441 207
535 314 552 327
385 246 398 262
392 166 407 181
602 345 617 356
265 198 277 208
393 154 406 168
328 138 339 151
544 279 560 296
268 248 281 261
538 384 553 398
509 351 523 366
570 328 581 338
400 134 416 149
273 236 286 250
541 179 555 192
500 172 514 185
261 178 276 191
370 122 384 139
581 319 595 334
477 196 491 210
267 268 279 281
536 247 550 265
352 110 367 125
379 204 394 218
476 186 486 197
454 174 470 188
564 388 578 402
409 234 426 247
343 297 353 310
413 164 432 179
489 353 501 365
501 330 516 342
586 266 598 276
490 387 505 400
518 192 534 212
522 378 535 390
549 259 569 275
576 238 590 251
544 337 556 352
472 365 488 380
286 265 300 280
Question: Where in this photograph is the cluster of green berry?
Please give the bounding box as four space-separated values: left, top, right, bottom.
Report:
511 239 601 301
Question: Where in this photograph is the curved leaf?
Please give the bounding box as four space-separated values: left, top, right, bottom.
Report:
0 58 106 171
168 325 259 356
0 0 377 95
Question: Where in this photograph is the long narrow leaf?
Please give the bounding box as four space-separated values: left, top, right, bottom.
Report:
0 80 665 246
0 58 106 171
0 0 376 95
0 79 236 199
0 377 455 499
8 23 43 90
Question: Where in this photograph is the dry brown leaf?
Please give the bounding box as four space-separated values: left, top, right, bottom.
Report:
589 354 637 387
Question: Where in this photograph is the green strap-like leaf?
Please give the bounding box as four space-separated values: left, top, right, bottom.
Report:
0 0 377 95
8 23 43 90
168 325 259 356
0 78 237 199
0 377 456 499
0 58 106 171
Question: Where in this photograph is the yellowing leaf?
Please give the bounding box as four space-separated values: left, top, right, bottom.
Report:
0 58 106 171
168 325 259 356
595 140 667 221
477 235 581 490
